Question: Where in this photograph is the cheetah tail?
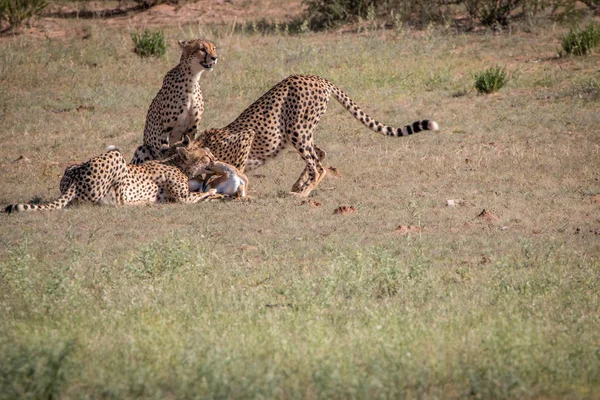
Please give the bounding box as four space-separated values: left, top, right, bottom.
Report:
329 83 439 137
4 184 77 214
106 145 121 152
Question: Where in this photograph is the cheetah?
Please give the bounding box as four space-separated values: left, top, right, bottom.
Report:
130 39 218 165
112 136 218 205
5 148 128 213
4 139 217 213
193 74 439 196
163 137 250 198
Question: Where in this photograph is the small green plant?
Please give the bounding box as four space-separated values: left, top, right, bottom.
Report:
560 23 600 56
473 66 509 94
0 0 48 31
466 0 521 27
131 29 167 58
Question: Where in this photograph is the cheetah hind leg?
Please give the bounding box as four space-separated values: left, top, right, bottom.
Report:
290 146 326 197
130 144 157 165
291 145 327 193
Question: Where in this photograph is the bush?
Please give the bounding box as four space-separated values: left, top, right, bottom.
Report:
465 0 523 27
0 0 47 31
303 0 371 30
303 0 451 31
473 66 509 94
131 29 167 58
561 23 600 56
0 339 73 400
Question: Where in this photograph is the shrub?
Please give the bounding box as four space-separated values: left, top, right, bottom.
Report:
473 66 509 94
303 0 450 31
131 29 167 58
0 0 47 31
0 339 73 400
465 0 522 27
561 23 600 56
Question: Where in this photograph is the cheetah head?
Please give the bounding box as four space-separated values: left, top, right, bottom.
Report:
176 135 216 178
178 39 218 72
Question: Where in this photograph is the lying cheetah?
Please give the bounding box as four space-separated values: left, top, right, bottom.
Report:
194 74 439 196
164 137 250 198
111 137 218 205
130 39 218 165
4 140 216 213
5 148 128 213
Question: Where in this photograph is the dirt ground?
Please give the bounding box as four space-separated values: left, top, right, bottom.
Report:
9 0 303 39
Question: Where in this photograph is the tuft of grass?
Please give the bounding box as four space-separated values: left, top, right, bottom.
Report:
131 29 167 58
560 22 600 56
0 338 73 400
0 0 48 31
473 66 509 94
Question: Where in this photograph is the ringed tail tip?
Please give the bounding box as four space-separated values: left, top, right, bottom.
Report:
428 121 439 131
106 145 120 152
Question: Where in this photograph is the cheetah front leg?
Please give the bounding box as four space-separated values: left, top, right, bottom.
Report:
167 177 219 204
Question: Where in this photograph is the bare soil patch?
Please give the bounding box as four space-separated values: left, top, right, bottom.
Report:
15 0 303 39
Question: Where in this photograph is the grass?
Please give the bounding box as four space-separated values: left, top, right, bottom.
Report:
131 29 167 58
1 20 600 398
473 66 509 94
0 0 48 32
561 22 600 56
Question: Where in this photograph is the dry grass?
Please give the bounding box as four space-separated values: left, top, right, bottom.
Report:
1 20 600 399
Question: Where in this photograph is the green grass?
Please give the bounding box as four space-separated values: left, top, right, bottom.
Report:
131 29 167 58
473 66 509 94
561 22 600 56
0 0 48 31
1 22 600 398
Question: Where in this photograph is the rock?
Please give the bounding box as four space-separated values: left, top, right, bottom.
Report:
334 205 356 215
301 199 321 208
477 209 500 223
327 166 343 177
446 199 465 206
395 225 420 235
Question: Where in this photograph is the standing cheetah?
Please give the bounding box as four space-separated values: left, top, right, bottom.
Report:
194 74 439 196
130 39 218 165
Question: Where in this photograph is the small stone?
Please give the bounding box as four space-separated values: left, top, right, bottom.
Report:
446 199 465 206
395 225 420 235
477 209 500 223
334 205 356 215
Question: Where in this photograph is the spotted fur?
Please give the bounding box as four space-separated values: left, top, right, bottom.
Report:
194 74 439 196
113 138 218 205
130 39 218 164
4 140 217 213
5 148 128 213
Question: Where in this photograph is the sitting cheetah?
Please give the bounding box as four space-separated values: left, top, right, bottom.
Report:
130 39 218 165
193 74 439 196
4 140 216 213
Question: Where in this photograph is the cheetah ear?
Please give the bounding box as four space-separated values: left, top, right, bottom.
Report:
202 147 215 160
178 40 192 48
182 134 191 146
177 146 190 161
159 143 170 155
